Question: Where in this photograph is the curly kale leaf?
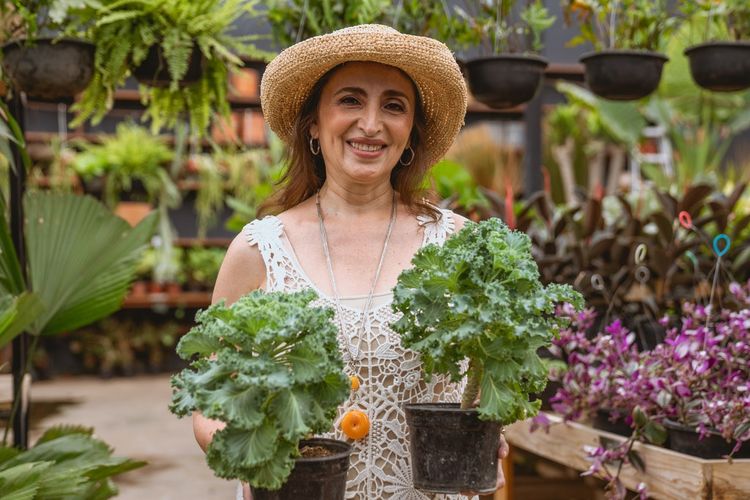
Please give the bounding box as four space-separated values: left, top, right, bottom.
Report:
170 289 349 490
391 218 583 425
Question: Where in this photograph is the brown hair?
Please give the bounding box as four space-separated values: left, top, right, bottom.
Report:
260 64 440 220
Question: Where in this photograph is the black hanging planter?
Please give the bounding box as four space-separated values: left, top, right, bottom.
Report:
250 438 352 500
1 38 95 100
580 50 668 101
664 420 750 459
463 54 548 109
405 403 501 494
684 41 750 92
132 44 205 88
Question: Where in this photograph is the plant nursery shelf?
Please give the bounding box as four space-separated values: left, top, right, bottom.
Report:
122 291 212 309
506 412 750 500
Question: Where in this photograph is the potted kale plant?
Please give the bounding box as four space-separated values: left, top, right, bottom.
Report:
564 0 674 100
391 218 583 493
683 0 750 92
461 0 556 109
170 289 352 500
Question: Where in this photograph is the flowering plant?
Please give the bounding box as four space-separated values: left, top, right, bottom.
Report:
549 305 659 427
646 285 750 454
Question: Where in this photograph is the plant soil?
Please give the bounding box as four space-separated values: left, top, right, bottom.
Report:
300 445 332 458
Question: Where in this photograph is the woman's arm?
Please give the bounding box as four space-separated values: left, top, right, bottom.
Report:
191 232 266 451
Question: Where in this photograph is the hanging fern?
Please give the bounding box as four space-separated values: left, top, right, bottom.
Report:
69 0 274 138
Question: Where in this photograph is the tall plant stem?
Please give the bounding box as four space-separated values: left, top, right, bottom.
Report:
3 333 39 447
461 358 482 409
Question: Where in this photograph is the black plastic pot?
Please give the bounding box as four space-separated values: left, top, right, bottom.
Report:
591 409 632 437
463 54 548 109
405 403 501 494
132 44 204 88
580 50 668 101
684 41 750 92
250 438 351 500
664 420 750 459
1 38 95 100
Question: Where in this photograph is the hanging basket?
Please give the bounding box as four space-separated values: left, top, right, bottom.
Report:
464 54 548 109
0 38 95 100
132 44 205 88
580 50 668 101
684 41 750 92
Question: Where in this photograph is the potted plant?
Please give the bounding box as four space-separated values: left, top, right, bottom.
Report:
390 218 583 493
170 289 352 499
564 0 674 101
460 0 555 109
0 425 145 496
0 1 94 100
683 0 750 92
70 122 177 210
69 0 273 137
646 290 750 458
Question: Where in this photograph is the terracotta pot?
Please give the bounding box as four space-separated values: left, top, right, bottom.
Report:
580 50 668 101
230 68 259 97
114 202 152 227
1 38 95 100
684 41 750 92
463 54 548 109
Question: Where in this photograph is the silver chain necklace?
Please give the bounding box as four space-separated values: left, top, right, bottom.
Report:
315 190 397 361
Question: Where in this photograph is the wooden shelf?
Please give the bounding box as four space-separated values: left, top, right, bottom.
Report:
506 412 750 500
122 291 212 309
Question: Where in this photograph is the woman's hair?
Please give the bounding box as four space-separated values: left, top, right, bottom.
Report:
260 63 440 220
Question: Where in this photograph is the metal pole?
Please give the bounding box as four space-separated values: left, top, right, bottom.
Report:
8 93 29 449
522 89 544 198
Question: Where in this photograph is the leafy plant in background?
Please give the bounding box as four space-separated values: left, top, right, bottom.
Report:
0 425 145 498
681 0 750 42
0 0 84 42
69 0 272 137
70 123 177 208
516 182 750 347
391 218 583 422
545 82 646 204
170 290 350 490
563 0 675 51
186 247 224 290
456 0 556 54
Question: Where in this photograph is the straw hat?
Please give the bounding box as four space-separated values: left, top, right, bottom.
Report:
260 24 468 167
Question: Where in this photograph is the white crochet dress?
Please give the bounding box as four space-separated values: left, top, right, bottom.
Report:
240 208 469 500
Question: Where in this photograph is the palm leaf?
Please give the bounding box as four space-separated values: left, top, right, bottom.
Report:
0 192 26 296
23 192 157 335
0 293 44 349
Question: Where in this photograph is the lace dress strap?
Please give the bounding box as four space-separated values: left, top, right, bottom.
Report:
417 207 456 246
242 216 293 292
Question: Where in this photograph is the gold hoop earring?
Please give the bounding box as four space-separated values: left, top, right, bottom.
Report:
399 146 415 166
309 137 320 155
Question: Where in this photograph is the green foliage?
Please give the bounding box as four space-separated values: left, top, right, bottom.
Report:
391 218 583 424
69 0 273 137
70 123 175 207
563 0 675 51
681 0 750 42
0 425 145 499
170 290 349 490
186 247 224 289
424 159 490 214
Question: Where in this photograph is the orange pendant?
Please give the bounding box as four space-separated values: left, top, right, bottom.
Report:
341 410 370 440
350 375 361 391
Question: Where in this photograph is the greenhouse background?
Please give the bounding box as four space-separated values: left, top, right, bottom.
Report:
1 0 749 499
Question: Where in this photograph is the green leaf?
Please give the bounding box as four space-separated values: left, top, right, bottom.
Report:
23 192 157 335
208 420 279 471
270 388 312 441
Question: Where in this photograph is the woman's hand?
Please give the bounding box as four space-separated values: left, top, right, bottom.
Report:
460 431 509 498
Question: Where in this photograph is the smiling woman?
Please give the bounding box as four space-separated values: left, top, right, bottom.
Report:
190 24 507 500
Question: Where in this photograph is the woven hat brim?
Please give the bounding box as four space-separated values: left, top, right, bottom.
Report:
261 25 468 167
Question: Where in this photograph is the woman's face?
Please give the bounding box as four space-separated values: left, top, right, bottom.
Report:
310 62 416 187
